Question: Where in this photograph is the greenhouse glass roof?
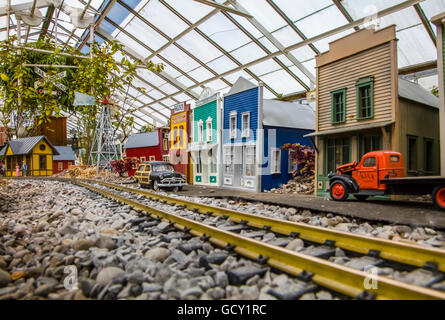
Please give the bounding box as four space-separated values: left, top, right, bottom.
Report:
0 0 444 132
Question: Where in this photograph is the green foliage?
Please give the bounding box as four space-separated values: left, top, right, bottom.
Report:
0 36 163 163
139 123 155 133
431 85 439 97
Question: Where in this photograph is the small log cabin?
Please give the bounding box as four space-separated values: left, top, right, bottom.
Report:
0 136 59 176
53 146 76 174
306 26 440 197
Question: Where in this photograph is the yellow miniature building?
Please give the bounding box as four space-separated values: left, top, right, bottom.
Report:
0 136 59 176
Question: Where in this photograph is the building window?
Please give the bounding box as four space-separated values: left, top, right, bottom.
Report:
270 148 281 174
162 155 170 162
359 135 382 158
224 146 234 175
39 155 47 170
149 156 156 161
68 162 73 166
206 118 213 142
198 120 204 142
163 138 168 150
407 135 418 172
331 88 346 124
288 150 298 174
58 162 63 171
196 151 202 174
424 138 433 172
173 127 178 147
140 156 146 162
356 77 374 120
326 138 350 174
230 111 237 139
241 112 250 137
245 146 256 177
179 125 184 148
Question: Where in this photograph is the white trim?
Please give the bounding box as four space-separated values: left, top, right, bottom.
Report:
288 150 297 174
230 111 237 139
270 148 281 174
198 119 204 143
241 111 250 138
206 117 213 142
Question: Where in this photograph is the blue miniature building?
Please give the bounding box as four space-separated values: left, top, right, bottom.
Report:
222 77 315 192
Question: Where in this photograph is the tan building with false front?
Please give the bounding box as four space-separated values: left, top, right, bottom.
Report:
306 25 440 197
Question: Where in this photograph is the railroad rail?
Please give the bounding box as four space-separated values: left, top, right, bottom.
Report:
72 179 445 300
4 177 445 299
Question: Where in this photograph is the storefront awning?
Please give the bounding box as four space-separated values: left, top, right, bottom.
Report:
304 121 395 138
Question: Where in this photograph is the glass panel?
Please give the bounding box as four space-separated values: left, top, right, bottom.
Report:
124 16 169 51
237 0 287 32
206 55 239 74
139 0 188 38
231 42 267 64
160 45 201 72
164 0 213 24
396 25 437 68
259 69 305 94
199 12 251 52
176 30 223 63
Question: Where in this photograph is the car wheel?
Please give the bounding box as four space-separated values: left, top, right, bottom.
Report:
329 180 349 201
172 186 179 192
178 186 183 191
153 180 160 192
432 186 445 210
354 195 369 201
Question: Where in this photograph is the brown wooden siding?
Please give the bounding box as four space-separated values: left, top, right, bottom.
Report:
317 42 394 132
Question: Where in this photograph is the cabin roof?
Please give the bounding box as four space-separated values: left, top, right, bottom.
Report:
0 136 59 156
53 146 76 161
124 131 159 149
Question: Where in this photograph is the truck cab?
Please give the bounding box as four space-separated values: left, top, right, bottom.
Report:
329 151 404 201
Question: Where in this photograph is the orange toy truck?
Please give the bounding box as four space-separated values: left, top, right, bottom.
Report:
328 151 445 210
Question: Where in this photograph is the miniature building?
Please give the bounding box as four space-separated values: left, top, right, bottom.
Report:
35 117 67 146
53 146 76 174
124 127 170 176
189 91 222 187
431 12 445 176
170 102 193 184
307 26 441 197
0 136 59 176
222 77 315 192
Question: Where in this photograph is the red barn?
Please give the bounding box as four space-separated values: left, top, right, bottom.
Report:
53 146 76 174
124 128 170 176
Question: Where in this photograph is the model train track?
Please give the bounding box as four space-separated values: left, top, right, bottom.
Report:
72 179 445 300
86 179 445 272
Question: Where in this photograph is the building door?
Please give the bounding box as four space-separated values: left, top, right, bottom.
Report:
233 146 243 187
201 151 209 185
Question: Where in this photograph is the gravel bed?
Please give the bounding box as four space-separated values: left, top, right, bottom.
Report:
0 179 344 300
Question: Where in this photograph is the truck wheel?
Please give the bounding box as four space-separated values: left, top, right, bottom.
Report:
354 195 369 201
432 186 445 210
153 180 160 192
330 181 349 201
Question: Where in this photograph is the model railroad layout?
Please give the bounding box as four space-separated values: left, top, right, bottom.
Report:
28 177 444 300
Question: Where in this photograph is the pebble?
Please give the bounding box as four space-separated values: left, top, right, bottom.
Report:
144 247 171 262
285 239 304 251
0 269 11 288
96 267 126 286
73 239 95 251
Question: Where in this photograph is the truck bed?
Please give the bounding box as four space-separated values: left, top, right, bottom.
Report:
380 176 445 196
381 176 445 185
